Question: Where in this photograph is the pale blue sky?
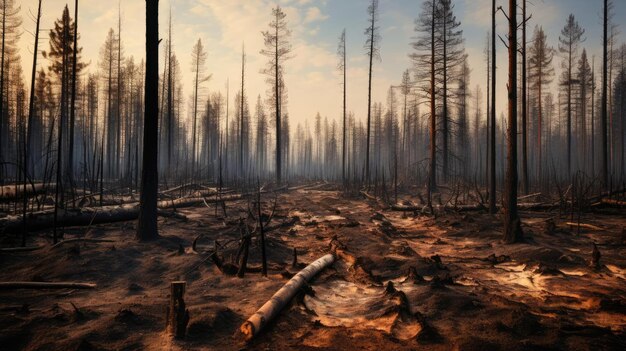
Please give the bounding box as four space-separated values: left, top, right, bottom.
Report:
17 0 626 127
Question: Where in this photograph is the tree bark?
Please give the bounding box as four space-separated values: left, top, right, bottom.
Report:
521 0 529 194
503 0 524 244
136 0 159 241
601 0 609 189
240 253 335 341
166 281 189 339
489 0 497 214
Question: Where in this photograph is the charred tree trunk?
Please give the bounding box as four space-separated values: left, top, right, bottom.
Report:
275 19 281 185
489 0 497 214
365 0 377 185
67 0 79 204
521 0 529 194
503 0 524 244
22 0 43 247
601 0 609 189
136 0 159 241
166 281 189 339
429 0 437 193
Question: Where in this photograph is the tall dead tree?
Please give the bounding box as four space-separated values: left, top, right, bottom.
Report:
190 38 208 177
489 0 496 214
559 14 585 177
136 0 159 241
411 0 437 194
22 0 42 246
261 5 291 185
338 29 347 184
240 44 246 178
0 0 21 184
437 0 464 181
601 0 609 189
67 0 79 197
528 26 554 182
503 0 523 244
364 0 380 184
521 0 529 194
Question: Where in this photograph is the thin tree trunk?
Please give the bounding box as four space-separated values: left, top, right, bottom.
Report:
67 0 79 205
342 32 347 185
521 0 528 194
429 0 437 193
601 0 609 189
275 17 281 184
489 0 497 214
22 0 43 247
365 4 375 185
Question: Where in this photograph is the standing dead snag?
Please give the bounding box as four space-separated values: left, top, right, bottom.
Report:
166 281 189 339
240 253 335 341
503 0 524 244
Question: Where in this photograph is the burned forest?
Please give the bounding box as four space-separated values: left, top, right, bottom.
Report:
1 0 625 350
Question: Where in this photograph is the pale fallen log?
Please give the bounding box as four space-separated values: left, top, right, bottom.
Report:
391 201 556 212
0 204 140 233
517 192 542 201
0 193 246 233
600 198 626 207
0 183 49 201
0 282 96 290
563 222 604 231
156 193 244 209
240 253 335 341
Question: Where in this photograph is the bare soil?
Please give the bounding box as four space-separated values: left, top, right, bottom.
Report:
1 185 625 350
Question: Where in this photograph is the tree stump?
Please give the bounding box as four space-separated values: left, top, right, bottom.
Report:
590 243 601 270
166 281 189 339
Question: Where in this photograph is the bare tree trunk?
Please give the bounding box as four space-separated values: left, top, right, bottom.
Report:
429 0 437 193
601 0 609 189
275 19 281 185
67 0 79 205
136 0 159 241
22 0 43 247
521 0 529 194
240 45 245 179
503 0 524 244
0 0 6 186
592 56 596 177
342 31 347 185
489 0 497 214
365 2 376 185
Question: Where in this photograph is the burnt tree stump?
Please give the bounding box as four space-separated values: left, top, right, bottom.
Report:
590 243 601 270
166 281 189 339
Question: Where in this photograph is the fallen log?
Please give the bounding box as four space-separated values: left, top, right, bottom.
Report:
391 201 557 212
157 193 250 209
0 193 247 233
240 253 335 341
600 198 626 207
0 183 49 202
563 222 604 231
0 204 140 234
0 282 96 290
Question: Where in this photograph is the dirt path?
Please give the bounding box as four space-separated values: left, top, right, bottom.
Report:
0 187 624 350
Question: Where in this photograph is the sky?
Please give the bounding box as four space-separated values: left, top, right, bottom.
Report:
16 0 626 127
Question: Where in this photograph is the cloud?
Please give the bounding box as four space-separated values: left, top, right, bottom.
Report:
304 7 329 23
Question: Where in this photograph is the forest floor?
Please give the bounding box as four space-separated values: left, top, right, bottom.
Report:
0 184 625 350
